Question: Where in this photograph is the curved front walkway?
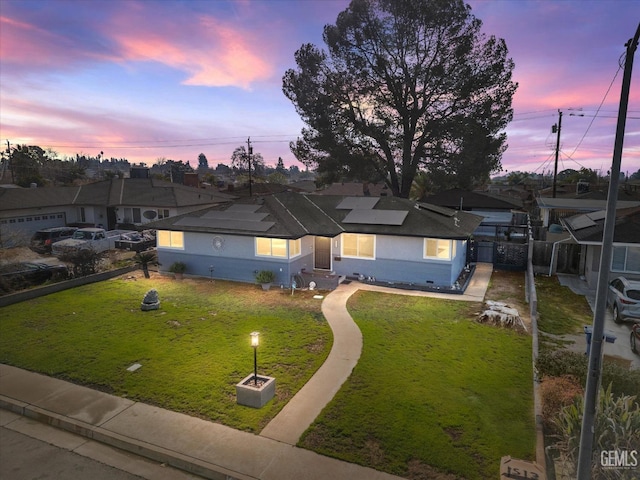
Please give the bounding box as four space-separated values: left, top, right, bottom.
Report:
260 263 492 444
260 281 363 444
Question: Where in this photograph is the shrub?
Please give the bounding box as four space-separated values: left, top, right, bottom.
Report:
536 349 640 398
59 249 104 277
540 376 583 435
552 384 640 479
168 261 187 274
255 270 275 284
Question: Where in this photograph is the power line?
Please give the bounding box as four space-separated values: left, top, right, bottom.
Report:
0 136 298 151
566 59 623 160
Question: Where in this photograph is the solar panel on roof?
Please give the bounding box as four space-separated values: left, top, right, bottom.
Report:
567 215 596 230
587 211 606 221
336 197 379 210
175 217 274 232
343 209 408 225
415 202 456 217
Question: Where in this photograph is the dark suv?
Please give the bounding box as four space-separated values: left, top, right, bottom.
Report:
30 227 78 254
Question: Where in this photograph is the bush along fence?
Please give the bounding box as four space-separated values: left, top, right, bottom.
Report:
0 265 138 308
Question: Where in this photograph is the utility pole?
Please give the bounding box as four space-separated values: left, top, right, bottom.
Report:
576 22 639 480
247 137 253 197
552 110 562 198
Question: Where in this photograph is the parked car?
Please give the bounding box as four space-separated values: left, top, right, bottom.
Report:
631 324 640 354
0 261 69 293
30 227 78 254
608 276 640 323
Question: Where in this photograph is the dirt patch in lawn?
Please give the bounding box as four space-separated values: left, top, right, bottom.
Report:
0 247 44 264
484 269 531 331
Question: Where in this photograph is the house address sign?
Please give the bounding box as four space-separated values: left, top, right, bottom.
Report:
500 456 545 480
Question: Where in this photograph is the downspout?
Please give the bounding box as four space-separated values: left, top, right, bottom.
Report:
548 236 572 277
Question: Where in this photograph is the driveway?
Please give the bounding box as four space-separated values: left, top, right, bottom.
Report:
557 274 640 369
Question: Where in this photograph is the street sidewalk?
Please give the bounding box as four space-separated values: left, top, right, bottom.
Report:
0 364 401 480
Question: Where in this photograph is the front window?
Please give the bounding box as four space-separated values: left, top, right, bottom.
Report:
424 239 454 260
341 233 375 259
289 239 301 258
158 230 184 249
256 237 288 258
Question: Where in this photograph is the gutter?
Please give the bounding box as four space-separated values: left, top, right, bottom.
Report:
548 236 573 277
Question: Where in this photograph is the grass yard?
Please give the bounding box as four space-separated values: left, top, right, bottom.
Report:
535 276 592 337
300 291 535 480
0 273 331 432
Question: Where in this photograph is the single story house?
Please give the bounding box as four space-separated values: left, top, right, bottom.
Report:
562 206 640 288
536 197 640 229
150 192 483 289
422 188 526 240
0 178 235 247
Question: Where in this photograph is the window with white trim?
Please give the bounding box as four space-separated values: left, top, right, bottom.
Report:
424 239 454 260
341 233 375 259
289 238 301 258
158 230 184 249
256 237 289 258
612 246 640 273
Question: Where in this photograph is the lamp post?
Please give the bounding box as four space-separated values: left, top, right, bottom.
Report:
250 331 259 386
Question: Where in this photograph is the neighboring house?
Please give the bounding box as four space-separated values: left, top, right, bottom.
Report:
562 207 640 288
150 192 482 290
536 197 640 229
422 188 526 239
422 189 530 268
317 182 392 197
0 178 235 247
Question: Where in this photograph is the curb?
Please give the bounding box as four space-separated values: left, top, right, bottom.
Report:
0 394 251 480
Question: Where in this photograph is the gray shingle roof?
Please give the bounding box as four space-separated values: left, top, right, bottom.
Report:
0 178 235 212
148 192 482 239
423 188 523 210
562 207 640 244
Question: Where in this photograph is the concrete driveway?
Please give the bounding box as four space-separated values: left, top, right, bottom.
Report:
557 274 640 369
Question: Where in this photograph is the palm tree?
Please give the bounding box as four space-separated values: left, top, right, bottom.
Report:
134 251 158 279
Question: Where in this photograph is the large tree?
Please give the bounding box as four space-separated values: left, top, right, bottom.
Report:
230 145 265 176
283 0 517 197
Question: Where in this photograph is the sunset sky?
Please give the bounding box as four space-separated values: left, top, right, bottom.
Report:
1 0 639 177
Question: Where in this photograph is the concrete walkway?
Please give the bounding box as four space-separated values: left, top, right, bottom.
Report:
557 274 640 369
261 263 492 444
0 264 493 479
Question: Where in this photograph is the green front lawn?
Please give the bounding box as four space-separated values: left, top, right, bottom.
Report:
1 273 535 478
0 275 331 432
300 291 535 479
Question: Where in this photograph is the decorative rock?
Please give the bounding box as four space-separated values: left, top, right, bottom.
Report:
141 289 160 311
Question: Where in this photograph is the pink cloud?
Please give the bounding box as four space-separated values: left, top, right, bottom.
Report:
0 14 118 69
108 8 274 89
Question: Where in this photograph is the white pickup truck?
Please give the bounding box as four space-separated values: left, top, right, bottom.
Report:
52 228 135 257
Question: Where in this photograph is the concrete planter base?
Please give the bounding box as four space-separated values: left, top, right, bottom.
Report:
236 374 276 408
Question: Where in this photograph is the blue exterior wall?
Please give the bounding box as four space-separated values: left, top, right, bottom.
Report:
330 234 466 287
157 231 469 288
157 231 314 286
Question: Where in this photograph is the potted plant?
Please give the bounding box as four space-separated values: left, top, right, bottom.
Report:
168 261 187 279
255 269 275 290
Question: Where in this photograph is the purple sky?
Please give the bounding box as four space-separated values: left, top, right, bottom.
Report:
1 0 639 177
